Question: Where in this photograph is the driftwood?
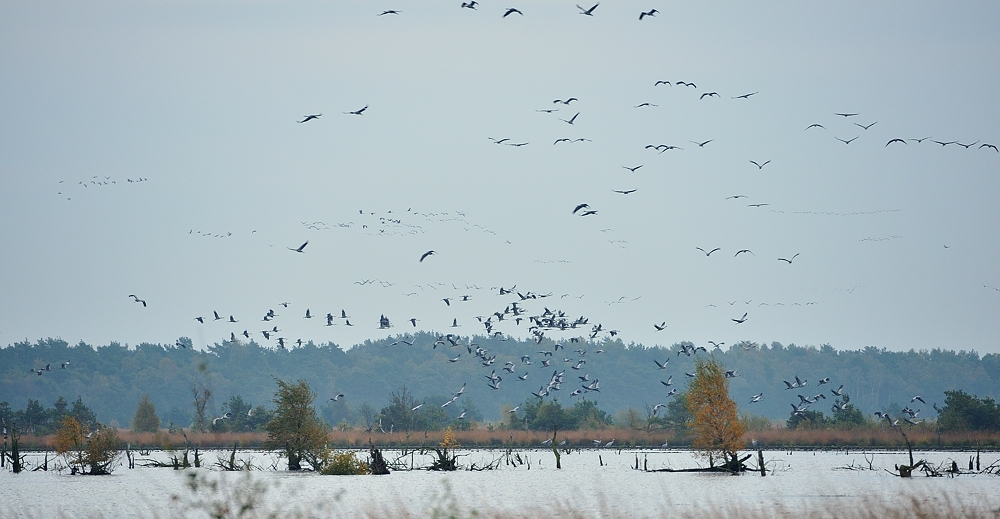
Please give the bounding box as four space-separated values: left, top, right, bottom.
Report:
648 453 753 474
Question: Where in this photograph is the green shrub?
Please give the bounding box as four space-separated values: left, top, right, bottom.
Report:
319 450 368 475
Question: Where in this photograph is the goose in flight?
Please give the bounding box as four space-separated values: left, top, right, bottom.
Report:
304 309 312 318
732 92 758 99
653 322 667 331
654 80 670 86
831 384 844 396
699 92 720 99
229 315 239 323
660 376 673 387
559 112 580 125
690 140 713 147
732 312 748 324
503 7 523 17
329 393 345 401
835 136 859 144
675 81 696 88
818 377 830 385
622 165 642 172
288 241 308 253
461 1 478 8
911 395 926 404
128 294 147 307
855 121 877 130
749 393 763 403
735 249 754 256
639 9 658 20
834 112 859 117
344 105 368 115
298 114 322 123
886 138 907 146
750 160 770 169
572 203 591 214
778 253 800 264
634 102 657 108
804 123 825 130
931 140 956 146
612 189 637 195
419 250 436 262
553 97 577 105
577 3 598 15
379 10 400 16
696 247 721 256
195 316 204 323
980 143 998 152
654 359 669 369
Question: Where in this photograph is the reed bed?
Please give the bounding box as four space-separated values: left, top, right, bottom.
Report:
12 427 1000 451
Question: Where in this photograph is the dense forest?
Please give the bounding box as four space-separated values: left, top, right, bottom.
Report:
2 336 999 431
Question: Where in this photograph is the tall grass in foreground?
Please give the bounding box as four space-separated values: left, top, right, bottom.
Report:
157 472 1000 519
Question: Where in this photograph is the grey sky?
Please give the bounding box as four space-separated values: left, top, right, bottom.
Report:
2 1 998 354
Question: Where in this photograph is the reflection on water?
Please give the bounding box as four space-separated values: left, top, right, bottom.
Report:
2 449 999 518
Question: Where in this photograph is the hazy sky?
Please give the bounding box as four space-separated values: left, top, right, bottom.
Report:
2 1 999 355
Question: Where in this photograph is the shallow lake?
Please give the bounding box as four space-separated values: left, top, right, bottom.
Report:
3 448 999 518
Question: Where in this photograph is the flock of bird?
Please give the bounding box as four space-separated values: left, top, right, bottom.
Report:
26 2 995 429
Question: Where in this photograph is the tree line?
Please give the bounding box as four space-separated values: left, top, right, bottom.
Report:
2 336 999 428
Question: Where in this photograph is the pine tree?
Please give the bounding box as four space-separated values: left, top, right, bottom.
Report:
131 394 160 433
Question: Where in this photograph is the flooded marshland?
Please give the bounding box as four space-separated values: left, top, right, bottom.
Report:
3 448 999 518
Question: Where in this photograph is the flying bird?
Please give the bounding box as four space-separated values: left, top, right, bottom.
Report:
699 92 720 99
576 3 598 15
654 322 667 331
419 250 436 262
804 124 825 130
612 189 637 195
639 9 658 20
344 105 368 115
553 97 578 105
886 138 907 146
835 136 859 145
834 112 859 117
559 112 580 125
750 160 770 170
572 203 591 214
379 10 400 16
735 249 754 256
622 165 642 172
634 102 658 108
696 247 721 256
690 140 713 147
732 92 758 99
288 241 308 253
732 312 748 324
128 294 147 307
461 1 478 8
855 121 877 130
778 253 800 264
298 114 322 123
980 143 998 152
503 7 523 17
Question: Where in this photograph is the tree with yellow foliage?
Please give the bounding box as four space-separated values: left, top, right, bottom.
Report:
54 416 122 475
686 357 745 470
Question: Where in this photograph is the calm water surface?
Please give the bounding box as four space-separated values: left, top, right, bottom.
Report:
3 448 998 518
